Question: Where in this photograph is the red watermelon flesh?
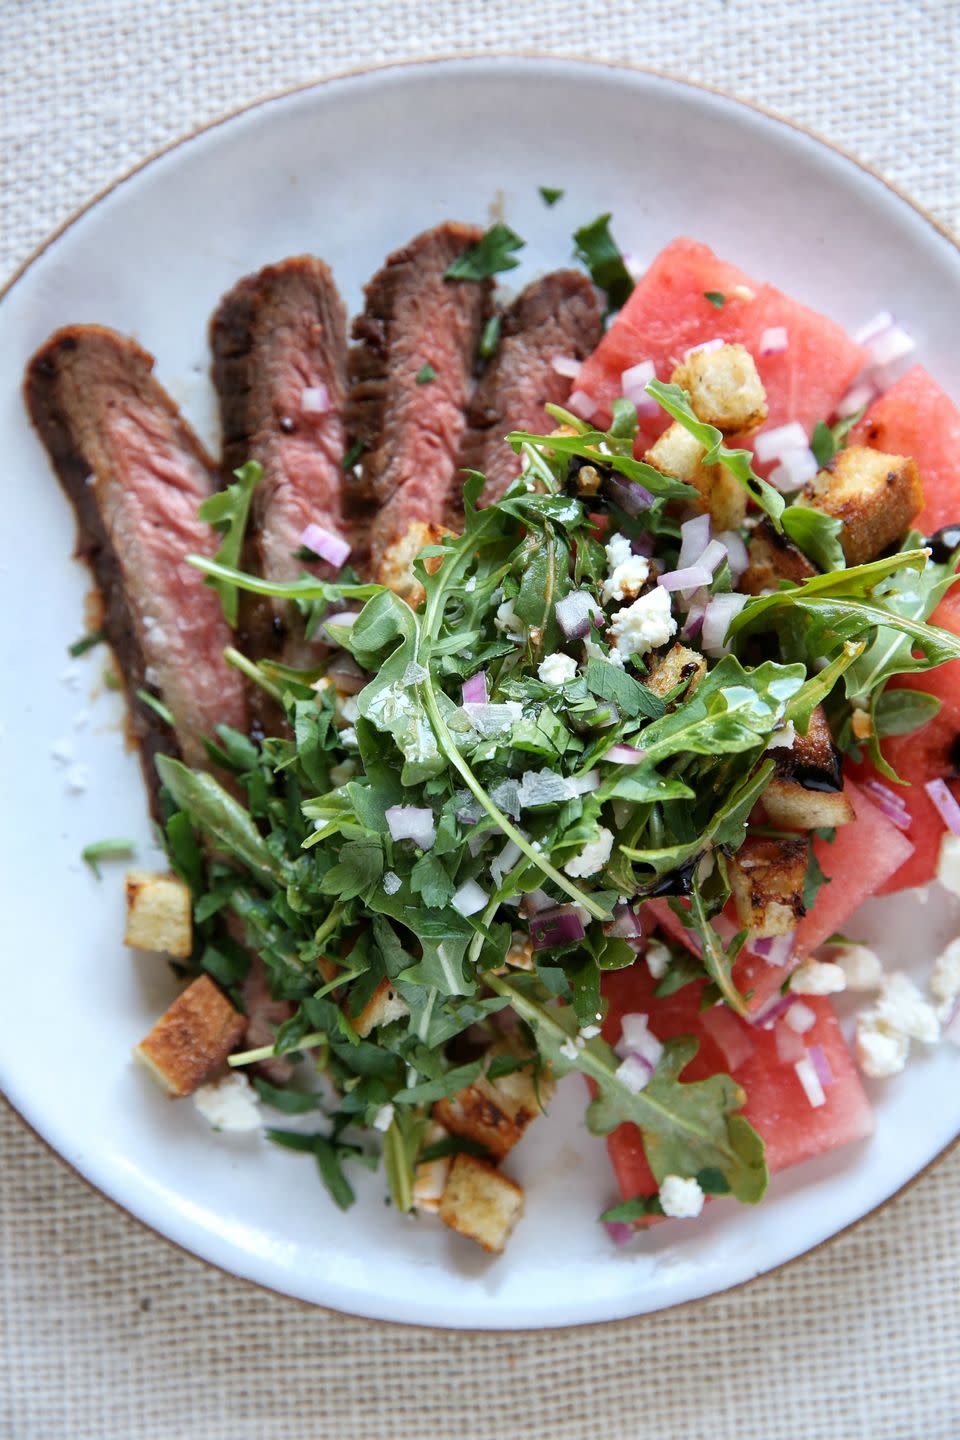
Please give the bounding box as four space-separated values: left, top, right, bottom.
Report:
847 367 960 891
575 237 865 445
601 961 873 1213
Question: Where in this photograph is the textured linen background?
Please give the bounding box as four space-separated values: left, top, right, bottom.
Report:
1 3 958 1437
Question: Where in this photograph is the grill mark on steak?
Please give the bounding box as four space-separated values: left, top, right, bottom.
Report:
210 257 349 673
25 325 247 814
345 223 492 569
456 271 603 512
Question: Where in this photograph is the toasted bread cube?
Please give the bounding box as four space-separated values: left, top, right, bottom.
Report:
375 521 455 607
413 1122 451 1215
438 1153 524 1254
645 423 746 530
643 643 707 700
762 706 855 830
671 343 768 434
805 446 923 565
134 975 246 1097
728 836 808 938
352 977 409 1038
124 870 193 958
434 1042 554 1161
740 517 818 595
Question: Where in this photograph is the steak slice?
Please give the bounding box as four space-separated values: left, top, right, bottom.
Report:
346 222 492 570
210 256 349 670
457 271 603 510
25 325 247 812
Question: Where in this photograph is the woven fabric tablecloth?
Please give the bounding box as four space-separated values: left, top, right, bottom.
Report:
2 3 958 1437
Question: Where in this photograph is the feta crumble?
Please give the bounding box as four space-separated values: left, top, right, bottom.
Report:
608 587 677 659
602 533 650 603
855 1015 910 1079
604 533 633 570
563 825 614 878
559 1036 582 1061
579 1024 601 1040
659 1175 705 1219
193 1073 262 1133
583 636 624 668
538 652 578 686
765 721 796 751
930 937 960 1022
645 940 671 980
873 971 940 1044
789 960 847 996
372 1103 395 1133
832 943 883 991
936 832 960 897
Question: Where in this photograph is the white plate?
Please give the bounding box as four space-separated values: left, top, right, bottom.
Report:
1 57 959 1330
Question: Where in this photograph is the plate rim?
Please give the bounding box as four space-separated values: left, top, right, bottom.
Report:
2 52 958 1331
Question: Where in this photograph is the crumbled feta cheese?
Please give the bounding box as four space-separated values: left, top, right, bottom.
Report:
579 1024 601 1040
538 652 578 686
583 636 624 668
615 1054 654 1093
337 694 361 724
730 284 755 302
832 943 884 992
608 587 677 659
339 726 358 748
605 533 633 570
193 1073 262 1133
659 1175 705 1219
563 825 614 878
494 598 526 642
383 870 402 896
930 937 960 1021
372 1102 395 1133
873 971 940 1044
602 553 651 604
790 960 847 996
765 721 796 751
855 1014 910 1078
645 940 671 980
463 700 523 736
936 832 960 896
784 1001 817 1034
559 1036 582 1061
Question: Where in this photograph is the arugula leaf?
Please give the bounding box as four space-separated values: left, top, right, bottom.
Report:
873 689 941 738
810 405 868 467
683 878 749 1017
342 438 364 471
781 505 845 572
803 839 831 911
539 186 564 206
585 656 665 720
415 363 437 385
392 1061 484 1105
155 756 285 882
81 837 135 879
252 1078 324 1114
572 213 634 310
409 853 455 908
266 1128 358 1210
197 461 262 626
445 224 525 281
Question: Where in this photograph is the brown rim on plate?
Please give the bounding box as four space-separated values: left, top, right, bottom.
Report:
2 53 958 1332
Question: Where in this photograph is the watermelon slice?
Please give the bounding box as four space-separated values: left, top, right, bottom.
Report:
575 237 865 443
851 365 960 535
601 961 873 1215
642 781 914 1009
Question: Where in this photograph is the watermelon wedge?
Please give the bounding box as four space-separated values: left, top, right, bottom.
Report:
575 237 865 443
851 365 960 535
601 961 873 1215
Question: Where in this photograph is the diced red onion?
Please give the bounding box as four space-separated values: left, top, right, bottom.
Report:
607 904 646 940
682 591 709 642
530 905 586 951
794 1055 826 1108
712 913 739 945
568 770 601 796
770 448 819 494
299 523 351 568
452 878 489 917
461 671 488 705
750 932 796 970
521 888 554 916
604 1220 635 1247
863 779 912 830
864 321 916 370
631 533 655 557
701 593 748 658
754 421 809 464
926 779 960 835
323 610 360 638
567 389 598 421
716 530 749 580
551 354 582 379
300 384 332 416
702 1006 755 1071
616 1053 655 1093
658 563 713 593
854 311 895 346
605 474 653 515
327 655 367 693
749 992 796 1029
836 380 877 418
385 805 436 849
759 326 788 356
606 743 647 765
677 513 712 570
490 836 524 887
617 1013 664 1070
621 359 659 416
775 1020 807 1064
556 589 603 639
785 1001 817 1034
684 337 725 363
808 1043 834 1088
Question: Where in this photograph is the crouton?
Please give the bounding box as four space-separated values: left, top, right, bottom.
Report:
413 1122 451 1215
645 423 746 530
375 520 455 607
433 1042 554 1161
740 517 818 595
124 869 193 958
643 643 707 700
438 1153 524 1254
352 977 409 1038
671 343 768 434
134 975 246 1097
728 836 808 938
805 446 923 565
762 706 855 830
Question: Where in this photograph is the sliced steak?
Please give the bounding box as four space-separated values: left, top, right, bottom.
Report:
346 222 492 570
210 256 349 670
457 271 603 510
25 325 247 812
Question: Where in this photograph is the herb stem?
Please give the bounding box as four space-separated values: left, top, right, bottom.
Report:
384 1117 414 1214
227 1031 327 1067
313 903 343 952
223 646 285 704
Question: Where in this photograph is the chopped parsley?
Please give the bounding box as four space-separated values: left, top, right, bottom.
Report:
539 186 564 206
415 363 437 385
68 629 105 658
572 213 634 311
445 223 526 281
703 291 725 308
342 438 365 471
479 313 502 360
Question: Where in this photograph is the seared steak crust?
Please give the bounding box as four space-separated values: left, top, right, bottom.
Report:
346 223 492 568
25 325 246 811
458 271 603 509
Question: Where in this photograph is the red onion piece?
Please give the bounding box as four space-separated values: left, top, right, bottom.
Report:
926 778 960 836
749 992 795 1029
863 779 912 830
716 530 749 580
556 590 603 639
769 448 819 494
854 310 895 345
607 903 646 940
808 1043 834 1088
620 359 659 416
775 1020 807 1064
568 770 601 796
631 533 655 558
604 1220 635 1247
754 421 809 464
461 671 488 705
701 593 748 658
759 326 788 356
530 905 587 951
836 380 877 418
750 932 796 970
551 354 582 379
702 1006 755 1071
326 655 367 693
452 878 488 917
385 805 436 849
605 474 653 515
677 513 711 570
658 563 713 593
300 384 332 416
567 389 598 421
684 337 725 363
299 523 351 568
606 743 647 765
865 322 915 370
794 1055 826 1108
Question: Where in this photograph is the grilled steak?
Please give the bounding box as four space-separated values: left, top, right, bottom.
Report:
25 325 247 811
457 271 603 510
346 222 492 570
210 256 349 669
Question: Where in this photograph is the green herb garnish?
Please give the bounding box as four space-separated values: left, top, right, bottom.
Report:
572 213 634 310
539 186 564 206
445 223 526 281
69 629 105 658
415 363 437 385
479 314 502 360
703 291 725 308
81 838 135 879
197 460 262 627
